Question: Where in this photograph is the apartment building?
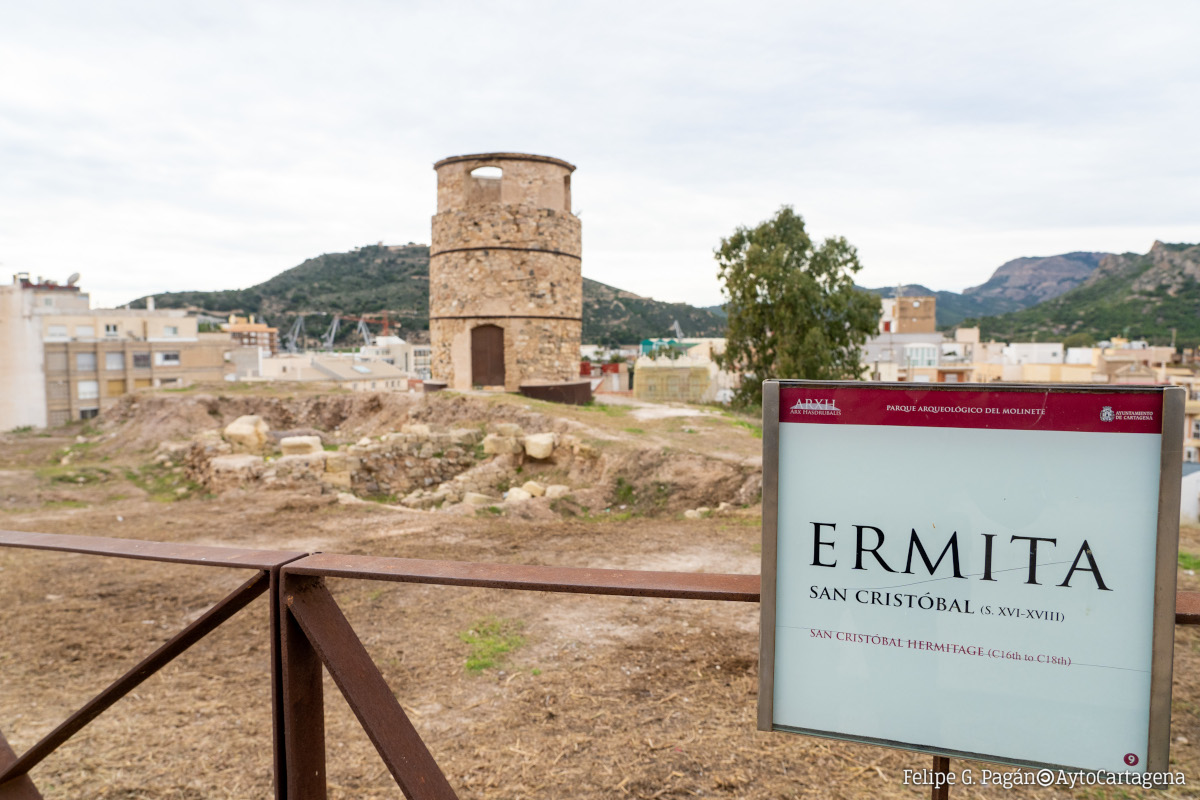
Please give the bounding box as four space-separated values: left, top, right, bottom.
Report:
0 274 227 429
223 315 280 355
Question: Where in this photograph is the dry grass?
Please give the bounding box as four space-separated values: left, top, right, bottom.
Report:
2 403 1200 798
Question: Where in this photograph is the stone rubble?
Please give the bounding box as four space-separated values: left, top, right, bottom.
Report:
161 412 754 519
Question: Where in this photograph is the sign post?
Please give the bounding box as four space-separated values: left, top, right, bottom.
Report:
759 380 1183 776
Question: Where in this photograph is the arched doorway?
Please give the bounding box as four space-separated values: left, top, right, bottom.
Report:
471 324 505 387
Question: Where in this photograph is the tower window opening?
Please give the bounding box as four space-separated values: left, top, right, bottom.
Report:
467 166 503 204
470 166 502 180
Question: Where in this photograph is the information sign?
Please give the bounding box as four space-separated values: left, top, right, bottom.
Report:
758 381 1183 774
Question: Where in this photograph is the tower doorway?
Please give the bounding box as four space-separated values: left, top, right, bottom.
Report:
471 324 505 387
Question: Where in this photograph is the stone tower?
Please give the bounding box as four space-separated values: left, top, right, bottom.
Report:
429 153 582 392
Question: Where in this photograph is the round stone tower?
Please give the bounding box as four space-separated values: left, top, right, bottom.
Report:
429 152 582 392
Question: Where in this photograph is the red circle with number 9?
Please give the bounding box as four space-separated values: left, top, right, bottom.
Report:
1124 753 1139 766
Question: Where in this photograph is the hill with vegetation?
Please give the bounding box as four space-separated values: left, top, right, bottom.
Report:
131 244 727 345
862 252 1108 328
969 242 1200 347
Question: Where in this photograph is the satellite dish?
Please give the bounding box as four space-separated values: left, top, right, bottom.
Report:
67 273 80 286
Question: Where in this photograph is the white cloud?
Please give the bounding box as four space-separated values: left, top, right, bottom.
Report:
2 1 1198 311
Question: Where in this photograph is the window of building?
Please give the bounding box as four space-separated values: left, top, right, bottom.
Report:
1192 420 1200 440
43 298 53 307
79 408 99 420
76 353 97 372
1187 447 1199 463
105 352 124 371
105 323 119 336
76 325 95 338
45 352 67 372
47 325 68 338
106 379 126 396
47 380 68 400
78 380 99 400
155 351 181 366
164 325 179 337
133 353 151 369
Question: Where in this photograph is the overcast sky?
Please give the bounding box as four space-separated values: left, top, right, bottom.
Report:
3 1 1199 311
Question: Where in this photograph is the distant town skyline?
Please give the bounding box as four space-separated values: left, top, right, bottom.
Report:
3 1 1198 311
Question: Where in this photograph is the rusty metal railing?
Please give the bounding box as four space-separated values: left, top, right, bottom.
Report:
2 529 1199 799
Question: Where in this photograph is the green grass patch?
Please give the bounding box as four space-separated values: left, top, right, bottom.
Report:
623 427 645 434
459 617 525 673
44 499 89 510
580 401 629 417
613 476 636 505
365 493 401 505
124 463 202 502
1180 552 1200 571
476 505 504 517
549 495 589 517
39 465 113 485
8 425 33 434
731 419 762 438
720 516 763 528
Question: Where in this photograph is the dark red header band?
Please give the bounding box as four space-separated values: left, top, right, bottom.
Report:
778 386 1162 434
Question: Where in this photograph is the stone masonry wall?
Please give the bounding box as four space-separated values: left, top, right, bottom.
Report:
434 154 573 215
430 248 581 319
431 206 580 256
431 317 582 391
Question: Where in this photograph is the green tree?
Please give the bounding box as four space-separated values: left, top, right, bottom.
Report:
715 206 879 407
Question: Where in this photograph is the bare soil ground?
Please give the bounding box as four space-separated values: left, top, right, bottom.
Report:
2 387 1200 799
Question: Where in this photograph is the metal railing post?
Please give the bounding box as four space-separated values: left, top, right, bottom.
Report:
280 574 328 800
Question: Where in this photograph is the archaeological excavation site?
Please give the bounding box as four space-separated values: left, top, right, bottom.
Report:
5 383 1200 800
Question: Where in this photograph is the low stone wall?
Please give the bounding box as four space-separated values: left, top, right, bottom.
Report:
347 426 481 498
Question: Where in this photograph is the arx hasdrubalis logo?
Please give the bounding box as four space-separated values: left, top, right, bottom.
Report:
790 398 841 415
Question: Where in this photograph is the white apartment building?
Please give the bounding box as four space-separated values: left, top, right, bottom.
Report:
0 273 226 429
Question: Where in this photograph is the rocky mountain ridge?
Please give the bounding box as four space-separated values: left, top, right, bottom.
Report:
975 241 1200 346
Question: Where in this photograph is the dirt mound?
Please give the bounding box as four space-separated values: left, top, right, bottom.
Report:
99 392 577 452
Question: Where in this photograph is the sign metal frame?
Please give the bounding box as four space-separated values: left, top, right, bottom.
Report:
758 379 1184 774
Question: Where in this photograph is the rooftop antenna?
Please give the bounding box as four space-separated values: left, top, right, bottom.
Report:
67 272 81 286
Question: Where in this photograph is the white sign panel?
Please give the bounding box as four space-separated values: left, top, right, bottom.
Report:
759 381 1182 774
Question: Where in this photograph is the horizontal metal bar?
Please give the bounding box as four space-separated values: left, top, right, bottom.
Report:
1177 591 1200 625
0 530 305 570
0 572 269 785
283 554 761 601
2 529 1198 619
